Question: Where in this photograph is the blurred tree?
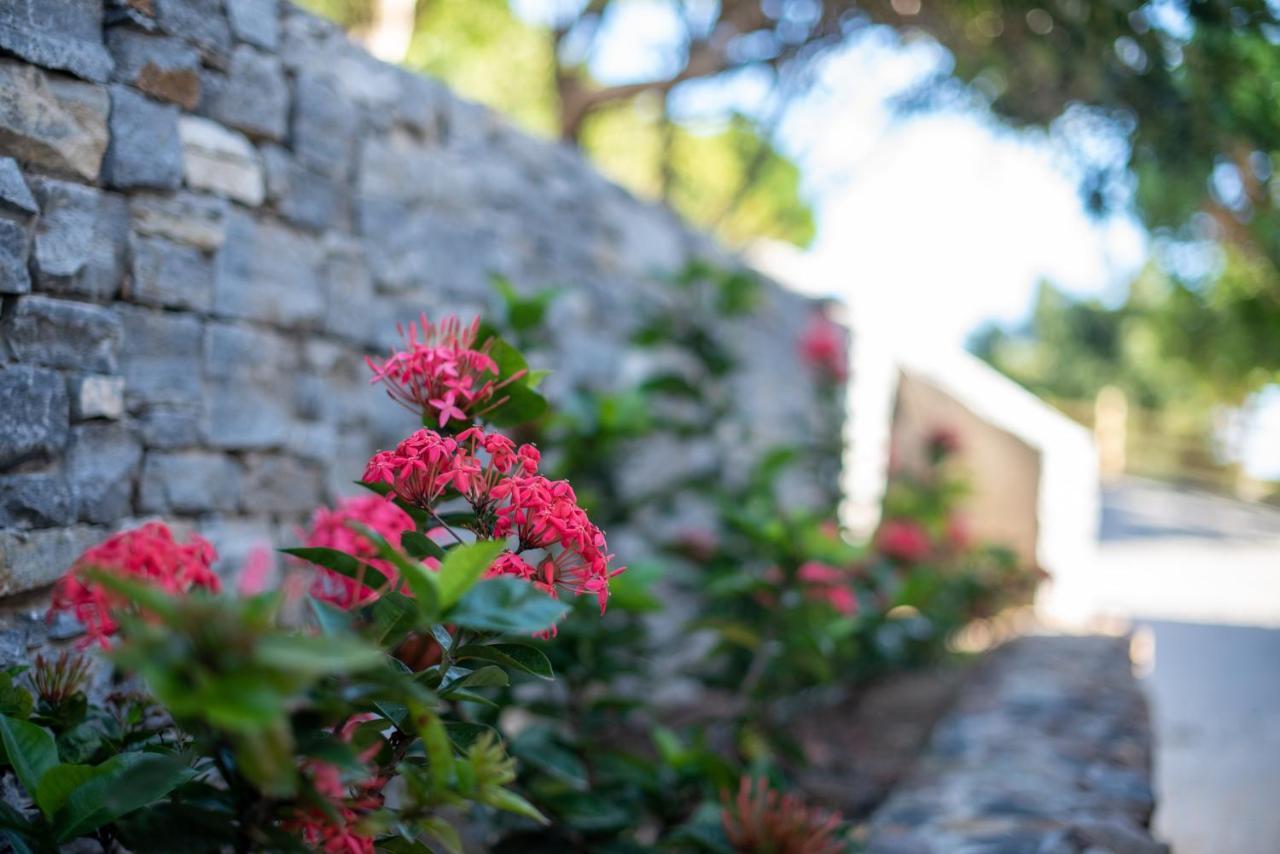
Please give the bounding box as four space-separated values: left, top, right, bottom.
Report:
865 0 1280 391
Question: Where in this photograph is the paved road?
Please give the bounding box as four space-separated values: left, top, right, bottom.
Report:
1092 479 1280 854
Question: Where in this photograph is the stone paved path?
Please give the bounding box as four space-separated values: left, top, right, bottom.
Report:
1091 479 1280 854
866 635 1164 854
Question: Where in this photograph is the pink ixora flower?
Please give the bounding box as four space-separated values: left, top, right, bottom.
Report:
48 522 222 648
798 311 847 382
303 495 416 610
876 518 932 564
363 429 464 509
365 314 524 427
796 561 858 616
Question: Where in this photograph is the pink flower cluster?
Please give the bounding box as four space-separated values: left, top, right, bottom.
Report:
285 717 383 854
798 312 847 382
49 522 222 648
303 496 417 610
364 427 619 612
876 518 932 564
366 315 522 428
796 562 858 616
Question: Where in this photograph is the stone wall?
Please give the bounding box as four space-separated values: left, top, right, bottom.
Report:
0 1 833 657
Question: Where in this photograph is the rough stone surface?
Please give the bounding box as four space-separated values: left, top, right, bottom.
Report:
0 158 37 215
107 27 201 108
126 233 215 310
154 0 231 67
0 366 69 470
0 0 115 83
138 450 240 513
66 422 142 523
0 526 102 596
198 45 288 140
291 73 352 179
0 217 32 295
103 84 184 189
1 295 123 373
129 190 228 250
866 636 1166 854
28 177 100 288
213 210 322 325
68 373 125 420
177 115 264 205
0 60 109 180
0 474 75 529
226 0 278 50
115 304 204 408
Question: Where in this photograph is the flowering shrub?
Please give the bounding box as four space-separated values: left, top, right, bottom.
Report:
0 315 620 852
721 777 845 854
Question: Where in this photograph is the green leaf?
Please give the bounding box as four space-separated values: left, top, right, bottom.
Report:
402 531 446 561
368 592 419 648
453 665 509 690
255 634 383 676
55 754 193 841
481 787 549 825
281 547 391 593
0 714 59 797
436 540 505 609
351 526 441 620
447 578 567 634
487 382 548 427
511 728 588 790
455 643 554 680
34 763 98 818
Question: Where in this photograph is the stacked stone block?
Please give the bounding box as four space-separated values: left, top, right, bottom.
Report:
0 0 831 662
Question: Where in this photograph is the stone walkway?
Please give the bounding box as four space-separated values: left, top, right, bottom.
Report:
866 635 1165 854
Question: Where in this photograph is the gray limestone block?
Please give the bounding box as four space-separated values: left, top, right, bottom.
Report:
291 73 354 179
0 0 115 83
240 453 324 515
202 321 296 450
0 365 70 470
27 177 100 288
125 232 215 311
196 514 276 579
129 190 228 251
1 295 123 373
103 85 183 190
29 184 127 301
226 0 278 51
177 115 264 206
67 373 125 421
135 405 202 449
154 0 231 68
0 158 37 216
66 421 142 523
0 216 32 296
213 210 323 327
138 450 241 514
278 162 345 233
0 473 76 528
0 60 109 181
115 304 204 408
106 27 201 109
197 45 288 141
0 525 103 596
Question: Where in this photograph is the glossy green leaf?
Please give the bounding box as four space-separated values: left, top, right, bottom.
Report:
447 578 567 634
34 763 98 818
55 754 192 841
0 714 58 797
281 548 391 593
402 531 446 561
436 540 505 609
454 643 554 680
